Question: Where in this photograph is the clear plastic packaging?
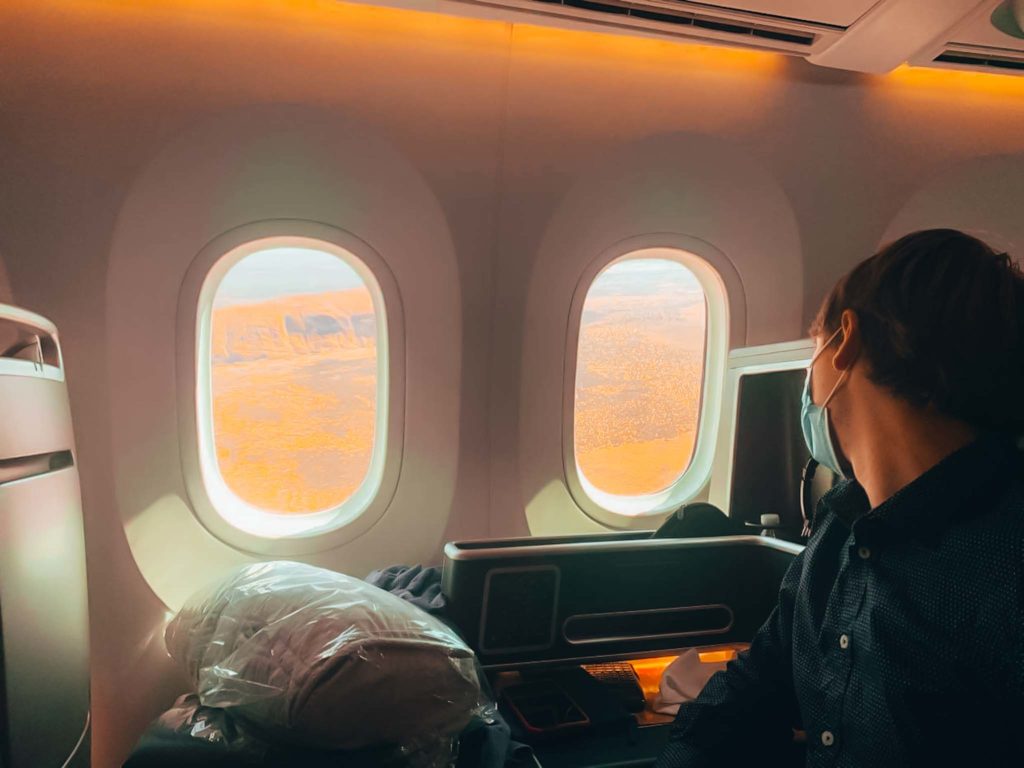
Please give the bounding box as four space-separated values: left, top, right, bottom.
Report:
165 561 483 762
132 693 460 768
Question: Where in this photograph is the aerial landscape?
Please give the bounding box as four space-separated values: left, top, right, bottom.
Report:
211 256 706 514
211 287 379 513
573 259 706 497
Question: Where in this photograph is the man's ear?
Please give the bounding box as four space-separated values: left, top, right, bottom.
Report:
833 309 861 372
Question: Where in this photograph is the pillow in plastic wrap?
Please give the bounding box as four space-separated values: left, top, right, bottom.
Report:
165 561 483 754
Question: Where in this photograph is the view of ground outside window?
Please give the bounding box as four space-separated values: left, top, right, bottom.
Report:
210 247 379 514
574 258 707 503
210 251 706 517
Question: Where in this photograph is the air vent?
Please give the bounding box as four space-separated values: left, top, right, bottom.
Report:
531 0 816 47
341 0 841 57
934 50 1024 72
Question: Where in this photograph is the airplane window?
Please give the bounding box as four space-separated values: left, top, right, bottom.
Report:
573 257 707 509
206 245 385 524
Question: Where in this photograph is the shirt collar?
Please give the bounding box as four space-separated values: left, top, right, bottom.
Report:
819 433 1021 543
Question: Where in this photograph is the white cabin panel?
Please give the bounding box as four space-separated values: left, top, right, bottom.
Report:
508 133 801 539
0 255 11 304
883 153 1024 259
106 106 463 608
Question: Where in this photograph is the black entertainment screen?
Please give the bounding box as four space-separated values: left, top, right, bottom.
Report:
729 368 813 536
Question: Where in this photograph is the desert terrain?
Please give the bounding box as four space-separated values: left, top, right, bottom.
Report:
211 261 706 513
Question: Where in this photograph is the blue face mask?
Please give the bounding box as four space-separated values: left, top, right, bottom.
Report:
800 327 849 478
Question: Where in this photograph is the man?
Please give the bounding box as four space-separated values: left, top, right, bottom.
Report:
657 229 1024 767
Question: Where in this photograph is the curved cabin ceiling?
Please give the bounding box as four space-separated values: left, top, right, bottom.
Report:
346 0 1024 75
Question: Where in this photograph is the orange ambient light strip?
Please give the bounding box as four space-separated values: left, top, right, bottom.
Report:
18 1 1024 96
626 647 742 699
886 62 1024 96
697 649 738 663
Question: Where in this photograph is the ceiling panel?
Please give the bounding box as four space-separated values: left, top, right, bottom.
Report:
949 2 1024 51
693 1 882 28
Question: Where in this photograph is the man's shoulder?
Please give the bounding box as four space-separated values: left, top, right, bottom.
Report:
977 455 1024 530
946 468 1024 576
986 469 1024 544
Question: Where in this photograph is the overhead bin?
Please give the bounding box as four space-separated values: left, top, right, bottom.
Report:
0 303 90 768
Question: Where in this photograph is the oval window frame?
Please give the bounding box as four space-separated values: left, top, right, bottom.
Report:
563 245 729 527
177 220 405 555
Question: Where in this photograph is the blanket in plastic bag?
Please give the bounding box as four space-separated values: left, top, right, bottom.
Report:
164 561 484 762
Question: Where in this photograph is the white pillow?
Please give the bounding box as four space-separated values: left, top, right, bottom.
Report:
165 561 482 752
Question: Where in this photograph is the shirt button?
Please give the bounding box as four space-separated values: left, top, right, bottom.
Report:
821 730 835 747
857 546 872 560
839 634 850 649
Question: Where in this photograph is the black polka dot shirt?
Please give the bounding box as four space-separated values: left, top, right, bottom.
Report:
656 434 1024 767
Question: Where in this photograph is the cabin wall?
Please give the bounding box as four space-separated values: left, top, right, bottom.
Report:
2 1 1024 765
0 256 12 304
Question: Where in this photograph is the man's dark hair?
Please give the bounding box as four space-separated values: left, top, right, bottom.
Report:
811 228 1024 435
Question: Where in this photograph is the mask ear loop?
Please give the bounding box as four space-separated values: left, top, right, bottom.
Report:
810 325 847 430
821 367 849 410
809 326 844 369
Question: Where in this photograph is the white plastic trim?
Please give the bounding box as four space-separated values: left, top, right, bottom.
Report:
562 241 730 527
808 0 986 74
176 221 405 555
341 0 844 57
0 303 65 382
